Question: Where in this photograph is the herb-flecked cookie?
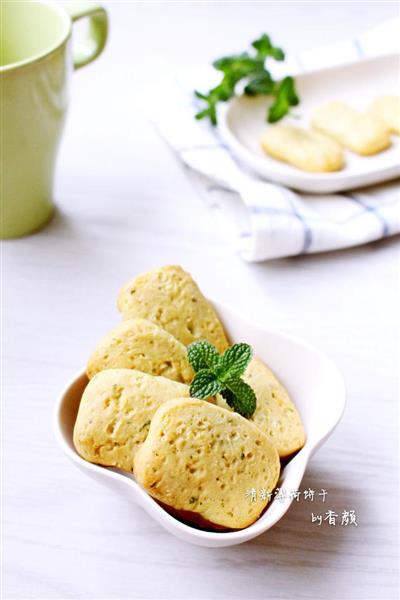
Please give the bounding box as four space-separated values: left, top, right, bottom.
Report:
216 357 305 457
117 265 229 352
86 318 194 383
134 397 280 530
73 369 190 472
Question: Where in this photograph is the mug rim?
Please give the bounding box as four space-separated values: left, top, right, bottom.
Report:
0 0 72 73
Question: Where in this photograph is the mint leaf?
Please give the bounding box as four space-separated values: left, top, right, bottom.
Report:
187 341 257 418
218 343 252 381
187 341 221 372
213 53 260 79
244 72 274 96
194 34 298 126
281 76 299 105
194 91 209 101
222 379 257 418
252 34 285 62
195 107 217 126
190 369 224 398
267 76 299 123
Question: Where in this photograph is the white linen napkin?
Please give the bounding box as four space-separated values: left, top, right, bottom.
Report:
153 20 400 261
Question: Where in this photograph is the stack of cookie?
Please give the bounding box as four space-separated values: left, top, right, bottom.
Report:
73 266 305 530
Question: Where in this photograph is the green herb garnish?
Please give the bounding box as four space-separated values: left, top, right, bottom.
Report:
194 33 299 126
187 341 256 418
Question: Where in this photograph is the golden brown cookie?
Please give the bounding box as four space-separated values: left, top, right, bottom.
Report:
73 369 190 472
216 357 305 457
87 318 193 383
117 265 229 352
134 398 280 529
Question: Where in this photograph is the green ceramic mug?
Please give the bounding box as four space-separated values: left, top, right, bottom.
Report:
0 0 108 238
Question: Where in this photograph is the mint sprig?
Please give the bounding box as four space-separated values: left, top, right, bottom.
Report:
187 341 256 418
194 33 299 126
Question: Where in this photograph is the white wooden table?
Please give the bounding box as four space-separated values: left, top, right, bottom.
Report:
3 2 399 599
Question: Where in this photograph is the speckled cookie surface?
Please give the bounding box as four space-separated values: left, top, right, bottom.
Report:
216 357 305 457
117 265 229 352
73 369 190 472
134 398 280 530
87 317 194 383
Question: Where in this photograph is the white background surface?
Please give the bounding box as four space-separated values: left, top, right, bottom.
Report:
3 2 399 599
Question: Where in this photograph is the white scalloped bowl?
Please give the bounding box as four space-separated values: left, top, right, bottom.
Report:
54 300 345 547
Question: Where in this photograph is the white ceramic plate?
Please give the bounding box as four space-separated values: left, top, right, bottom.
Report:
218 54 400 194
54 300 346 547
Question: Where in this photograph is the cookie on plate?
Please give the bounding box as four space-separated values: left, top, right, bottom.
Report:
369 95 400 135
260 124 344 172
311 101 391 155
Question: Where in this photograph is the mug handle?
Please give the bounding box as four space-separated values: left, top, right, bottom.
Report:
66 1 108 70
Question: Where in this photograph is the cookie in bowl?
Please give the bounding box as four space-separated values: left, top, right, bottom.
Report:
87 317 193 383
117 265 229 352
134 397 280 530
216 357 305 458
73 369 190 473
